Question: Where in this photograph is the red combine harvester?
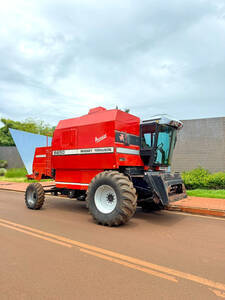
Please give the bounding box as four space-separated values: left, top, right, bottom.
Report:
25 107 186 226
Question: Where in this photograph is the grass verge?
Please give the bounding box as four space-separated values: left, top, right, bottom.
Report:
0 168 51 182
186 189 225 199
0 176 28 182
4 168 27 178
0 177 52 183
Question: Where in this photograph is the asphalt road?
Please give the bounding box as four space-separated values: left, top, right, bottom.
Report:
0 190 225 300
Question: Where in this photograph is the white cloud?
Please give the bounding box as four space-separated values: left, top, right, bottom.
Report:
0 0 225 126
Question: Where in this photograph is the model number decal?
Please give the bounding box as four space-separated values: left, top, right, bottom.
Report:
53 150 65 155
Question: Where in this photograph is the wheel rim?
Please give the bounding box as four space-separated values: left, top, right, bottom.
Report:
94 185 117 214
27 188 37 206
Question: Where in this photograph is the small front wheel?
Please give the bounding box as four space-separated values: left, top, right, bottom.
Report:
25 182 45 210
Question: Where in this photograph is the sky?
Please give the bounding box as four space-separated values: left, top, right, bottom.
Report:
0 0 225 126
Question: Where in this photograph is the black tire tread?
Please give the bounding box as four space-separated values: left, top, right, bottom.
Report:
25 182 45 210
87 171 137 226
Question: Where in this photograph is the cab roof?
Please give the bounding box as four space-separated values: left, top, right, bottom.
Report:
142 114 183 129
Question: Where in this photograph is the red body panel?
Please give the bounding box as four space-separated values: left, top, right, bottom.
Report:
31 108 145 189
31 146 52 180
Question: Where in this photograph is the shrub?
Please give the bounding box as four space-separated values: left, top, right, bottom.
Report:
182 167 225 189
5 168 27 178
0 168 7 176
206 172 225 189
0 160 7 168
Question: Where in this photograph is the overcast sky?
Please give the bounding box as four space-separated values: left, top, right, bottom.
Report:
0 0 225 126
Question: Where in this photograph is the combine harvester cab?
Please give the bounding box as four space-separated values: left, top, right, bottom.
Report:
18 107 186 226
137 115 187 208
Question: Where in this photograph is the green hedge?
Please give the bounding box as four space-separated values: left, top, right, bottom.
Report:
0 160 7 168
5 168 27 178
182 167 225 190
0 168 7 176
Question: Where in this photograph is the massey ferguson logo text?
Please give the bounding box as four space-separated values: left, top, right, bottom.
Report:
95 134 107 143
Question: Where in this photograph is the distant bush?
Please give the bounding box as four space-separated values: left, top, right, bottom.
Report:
5 168 27 178
182 167 225 190
206 172 225 189
0 160 7 168
0 168 7 176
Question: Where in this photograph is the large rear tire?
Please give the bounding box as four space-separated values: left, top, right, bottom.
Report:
86 171 137 226
25 182 45 209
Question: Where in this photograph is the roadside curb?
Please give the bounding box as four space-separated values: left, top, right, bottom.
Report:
166 205 225 218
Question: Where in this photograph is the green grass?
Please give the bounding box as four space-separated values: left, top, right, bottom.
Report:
0 176 52 183
0 176 28 182
4 168 27 178
186 189 225 199
0 168 51 182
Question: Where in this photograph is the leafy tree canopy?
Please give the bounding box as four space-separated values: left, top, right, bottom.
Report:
115 106 130 113
0 118 55 146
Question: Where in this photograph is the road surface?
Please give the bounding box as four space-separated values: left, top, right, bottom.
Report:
0 190 225 299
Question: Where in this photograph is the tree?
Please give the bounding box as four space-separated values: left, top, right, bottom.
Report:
0 118 55 146
115 106 130 113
